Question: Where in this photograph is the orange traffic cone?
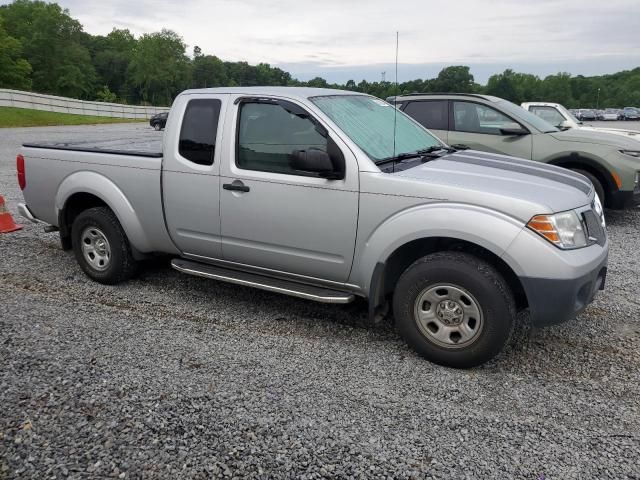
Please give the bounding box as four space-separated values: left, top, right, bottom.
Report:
0 195 22 233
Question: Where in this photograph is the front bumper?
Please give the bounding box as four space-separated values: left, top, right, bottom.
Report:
609 188 640 209
520 256 608 327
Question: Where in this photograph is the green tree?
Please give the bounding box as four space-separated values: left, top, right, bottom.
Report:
306 77 329 88
95 85 117 102
90 29 136 102
128 29 190 105
192 55 227 88
0 0 96 97
539 73 574 105
0 17 32 89
486 70 519 102
433 66 476 92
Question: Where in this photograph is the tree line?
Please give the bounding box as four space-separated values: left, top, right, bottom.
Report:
1 0 639 108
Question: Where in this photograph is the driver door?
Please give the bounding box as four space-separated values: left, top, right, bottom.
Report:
218 97 359 283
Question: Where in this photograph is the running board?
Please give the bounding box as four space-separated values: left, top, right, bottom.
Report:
171 258 355 304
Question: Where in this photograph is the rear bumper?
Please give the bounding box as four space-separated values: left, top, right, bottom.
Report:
17 203 40 223
520 255 608 327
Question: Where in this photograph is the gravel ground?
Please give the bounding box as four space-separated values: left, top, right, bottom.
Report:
1 123 639 479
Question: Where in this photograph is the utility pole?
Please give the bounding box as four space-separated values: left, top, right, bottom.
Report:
597 88 601 110
381 71 386 83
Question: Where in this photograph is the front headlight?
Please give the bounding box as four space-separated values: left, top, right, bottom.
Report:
620 150 640 158
527 210 588 249
593 193 606 228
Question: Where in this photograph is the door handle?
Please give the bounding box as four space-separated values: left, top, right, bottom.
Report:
223 181 250 192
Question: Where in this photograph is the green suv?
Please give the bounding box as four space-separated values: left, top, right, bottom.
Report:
389 93 640 208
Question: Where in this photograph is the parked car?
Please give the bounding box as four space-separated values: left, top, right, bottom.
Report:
576 109 597 121
149 112 169 130
389 93 640 208
17 87 608 368
621 107 640 121
596 110 605 121
521 102 640 141
601 108 621 121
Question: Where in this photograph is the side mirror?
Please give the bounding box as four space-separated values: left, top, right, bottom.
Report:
499 123 529 136
290 149 343 179
557 120 573 130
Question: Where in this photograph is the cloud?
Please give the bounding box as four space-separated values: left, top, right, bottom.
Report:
3 0 638 82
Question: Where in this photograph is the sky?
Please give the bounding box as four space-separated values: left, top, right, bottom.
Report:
5 0 640 84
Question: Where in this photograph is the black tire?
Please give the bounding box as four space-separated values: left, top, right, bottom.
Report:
393 252 516 368
71 207 138 285
572 168 605 205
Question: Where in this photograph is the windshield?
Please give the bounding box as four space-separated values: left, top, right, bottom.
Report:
556 104 581 123
496 99 560 133
310 95 441 161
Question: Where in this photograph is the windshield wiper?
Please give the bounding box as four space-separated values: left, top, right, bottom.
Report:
376 145 456 165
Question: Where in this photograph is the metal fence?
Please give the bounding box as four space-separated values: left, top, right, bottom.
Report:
0 89 170 119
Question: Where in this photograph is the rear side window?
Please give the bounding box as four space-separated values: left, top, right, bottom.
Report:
179 99 222 165
403 100 448 130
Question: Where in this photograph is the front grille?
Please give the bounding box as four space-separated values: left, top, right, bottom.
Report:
582 209 606 246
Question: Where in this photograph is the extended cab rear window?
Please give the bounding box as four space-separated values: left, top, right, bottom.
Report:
179 99 222 166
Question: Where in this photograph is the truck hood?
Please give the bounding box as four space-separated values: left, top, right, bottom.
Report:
390 149 593 221
549 127 640 149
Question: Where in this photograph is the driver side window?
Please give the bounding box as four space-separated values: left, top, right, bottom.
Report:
237 102 328 175
453 101 516 135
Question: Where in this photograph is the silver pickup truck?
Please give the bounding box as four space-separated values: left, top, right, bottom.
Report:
17 87 608 368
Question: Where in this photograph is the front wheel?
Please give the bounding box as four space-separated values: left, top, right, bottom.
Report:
393 252 516 368
71 207 138 284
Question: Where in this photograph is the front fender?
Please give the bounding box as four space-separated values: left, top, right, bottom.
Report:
55 171 153 252
350 203 527 295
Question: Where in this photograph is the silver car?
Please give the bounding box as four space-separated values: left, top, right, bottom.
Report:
392 93 640 209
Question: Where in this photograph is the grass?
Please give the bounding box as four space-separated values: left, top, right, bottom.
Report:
0 107 146 128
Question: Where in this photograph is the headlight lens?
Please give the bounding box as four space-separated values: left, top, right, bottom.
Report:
620 150 640 158
527 211 588 249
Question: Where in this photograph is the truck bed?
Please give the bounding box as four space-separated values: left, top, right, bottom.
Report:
19 136 175 255
23 136 163 158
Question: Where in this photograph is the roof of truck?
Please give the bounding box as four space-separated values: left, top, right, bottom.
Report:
521 102 561 108
387 93 502 102
180 86 366 100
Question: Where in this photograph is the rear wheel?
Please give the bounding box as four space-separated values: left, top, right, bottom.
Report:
71 207 138 284
572 168 605 205
393 252 516 368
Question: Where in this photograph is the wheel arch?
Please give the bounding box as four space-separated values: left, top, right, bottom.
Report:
367 236 528 324
56 171 152 253
547 154 616 205
356 204 529 324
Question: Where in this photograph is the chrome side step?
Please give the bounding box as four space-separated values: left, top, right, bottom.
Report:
171 258 355 304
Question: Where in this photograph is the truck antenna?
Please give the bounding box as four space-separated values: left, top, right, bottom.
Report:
392 31 399 172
